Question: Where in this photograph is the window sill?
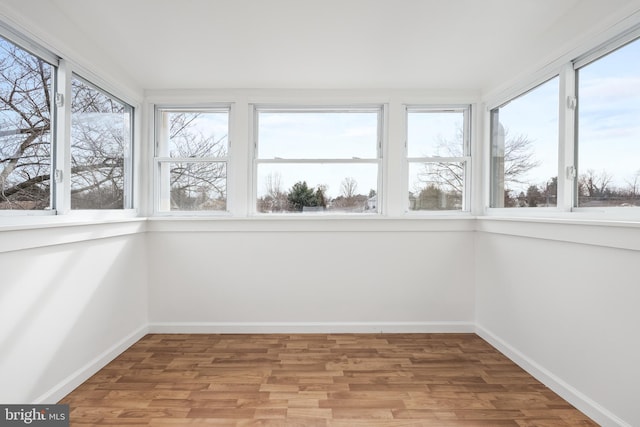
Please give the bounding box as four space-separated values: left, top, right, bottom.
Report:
3 211 638 253
486 206 640 220
477 215 640 251
0 217 146 253
0 210 139 232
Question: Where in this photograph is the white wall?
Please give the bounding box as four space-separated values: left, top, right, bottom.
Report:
475 219 640 427
1 215 639 427
147 219 476 332
0 222 148 403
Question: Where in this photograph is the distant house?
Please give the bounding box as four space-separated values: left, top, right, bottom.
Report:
366 195 376 211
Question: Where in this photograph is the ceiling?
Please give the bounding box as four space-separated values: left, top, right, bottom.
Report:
2 0 640 92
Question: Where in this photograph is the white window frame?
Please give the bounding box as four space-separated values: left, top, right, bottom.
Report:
251 105 384 215
0 22 139 220
485 75 565 215
572 32 640 216
405 105 471 214
69 73 135 211
153 105 231 216
0 28 58 216
482 21 640 220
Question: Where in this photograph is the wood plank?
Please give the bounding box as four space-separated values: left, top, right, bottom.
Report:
59 333 598 426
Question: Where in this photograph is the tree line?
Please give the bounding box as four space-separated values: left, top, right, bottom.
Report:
257 175 376 213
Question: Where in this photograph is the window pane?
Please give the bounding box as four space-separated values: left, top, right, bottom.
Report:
258 111 378 159
158 110 228 158
256 163 378 213
490 77 559 208
409 162 464 210
407 111 464 157
161 161 226 211
156 108 229 213
406 108 468 212
577 38 640 207
0 37 53 210
71 77 132 209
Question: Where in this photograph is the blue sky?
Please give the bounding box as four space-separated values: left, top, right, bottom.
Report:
493 36 639 196
407 111 463 158
497 76 559 195
578 38 640 190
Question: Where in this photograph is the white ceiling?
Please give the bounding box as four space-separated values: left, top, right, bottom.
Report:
2 0 640 92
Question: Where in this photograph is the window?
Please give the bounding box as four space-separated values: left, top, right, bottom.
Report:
490 77 559 208
0 35 55 210
155 107 229 212
576 37 640 208
406 107 470 211
71 76 133 209
254 107 381 214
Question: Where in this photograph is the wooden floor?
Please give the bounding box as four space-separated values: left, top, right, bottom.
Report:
60 333 597 426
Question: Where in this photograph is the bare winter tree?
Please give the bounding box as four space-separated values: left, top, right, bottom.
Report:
0 37 132 210
625 170 640 200
258 171 288 212
333 176 368 211
340 177 358 199
415 128 540 199
0 38 52 209
70 78 130 209
501 133 542 187
166 112 227 210
264 172 282 197
578 169 613 199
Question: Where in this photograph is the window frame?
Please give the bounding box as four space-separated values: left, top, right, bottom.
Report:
69 73 135 211
405 105 471 214
483 24 640 220
153 105 231 215
251 105 384 215
572 34 640 213
0 22 139 220
486 76 563 213
0 30 58 215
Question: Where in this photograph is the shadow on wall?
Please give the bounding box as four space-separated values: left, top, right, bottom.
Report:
0 235 146 403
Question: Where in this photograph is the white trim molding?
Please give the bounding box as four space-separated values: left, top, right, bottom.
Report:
476 324 633 427
149 321 475 335
477 216 640 251
0 218 146 253
33 325 149 404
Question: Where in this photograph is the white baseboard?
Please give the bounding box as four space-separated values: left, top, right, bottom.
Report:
148 321 475 334
34 325 149 404
476 324 630 427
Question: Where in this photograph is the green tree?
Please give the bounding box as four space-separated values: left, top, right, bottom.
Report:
287 181 317 211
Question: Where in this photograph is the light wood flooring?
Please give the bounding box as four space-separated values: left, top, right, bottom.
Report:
60 333 597 426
